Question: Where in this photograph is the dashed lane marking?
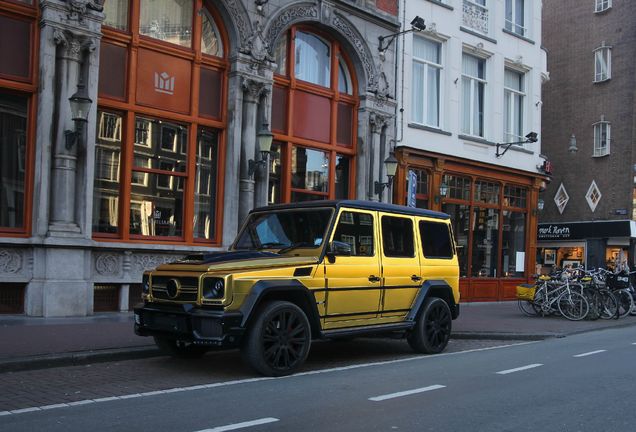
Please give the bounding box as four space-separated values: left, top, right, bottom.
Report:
573 350 607 358
369 385 446 402
194 417 280 432
496 363 543 375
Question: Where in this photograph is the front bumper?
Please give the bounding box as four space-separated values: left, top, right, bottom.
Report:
134 303 244 347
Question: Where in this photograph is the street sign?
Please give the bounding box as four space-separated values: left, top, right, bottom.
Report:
407 170 417 208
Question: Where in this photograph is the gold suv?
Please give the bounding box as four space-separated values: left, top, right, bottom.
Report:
134 200 460 376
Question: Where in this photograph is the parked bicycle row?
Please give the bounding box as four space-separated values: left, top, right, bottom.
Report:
516 267 636 321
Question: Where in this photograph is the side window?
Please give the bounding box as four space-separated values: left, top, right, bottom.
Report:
381 216 414 258
333 211 374 256
420 221 454 259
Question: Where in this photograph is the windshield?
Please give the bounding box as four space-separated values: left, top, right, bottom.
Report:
233 208 334 253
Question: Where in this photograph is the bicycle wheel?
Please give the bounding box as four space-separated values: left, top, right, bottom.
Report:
518 300 539 316
581 287 599 320
614 289 634 318
597 290 618 320
558 291 589 321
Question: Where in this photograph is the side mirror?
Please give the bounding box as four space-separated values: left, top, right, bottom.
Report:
327 241 352 262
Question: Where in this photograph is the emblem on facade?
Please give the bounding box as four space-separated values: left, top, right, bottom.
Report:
95 254 119 276
0 249 22 274
154 72 175 95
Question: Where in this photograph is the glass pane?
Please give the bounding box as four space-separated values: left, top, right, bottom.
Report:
103 0 129 31
201 10 223 56
443 174 471 201
139 0 193 48
0 92 28 229
338 56 352 94
0 15 31 79
291 191 326 202
274 33 288 76
334 211 374 256
502 211 526 277
412 62 425 123
93 111 123 234
442 203 469 276
427 66 440 126
295 31 330 87
268 143 282 204
291 146 329 193
474 180 500 204
335 155 350 199
471 207 500 277
193 128 218 239
130 173 184 237
413 37 440 64
420 221 453 259
381 216 415 258
133 117 187 172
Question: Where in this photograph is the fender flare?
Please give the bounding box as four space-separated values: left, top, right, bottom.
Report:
406 280 458 321
238 280 322 332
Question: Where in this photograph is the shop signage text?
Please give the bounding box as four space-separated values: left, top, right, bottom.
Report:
538 221 632 241
538 225 571 239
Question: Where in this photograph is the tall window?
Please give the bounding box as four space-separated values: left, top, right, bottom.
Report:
412 37 442 128
593 120 610 156
461 54 486 137
594 46 611 82
595 0 611 12
96 3 227 243
271 28 358 203
0 2 36 235
503 68 525 142
505 0 526 36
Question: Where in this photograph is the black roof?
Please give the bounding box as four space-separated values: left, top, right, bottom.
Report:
250 200 450 220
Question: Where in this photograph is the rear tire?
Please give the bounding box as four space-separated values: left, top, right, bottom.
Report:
153 337 208 359
407 297 452 354
241 301 311 377
557 291 589 321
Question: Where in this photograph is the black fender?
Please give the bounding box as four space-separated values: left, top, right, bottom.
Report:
406 280 459 321
238 280 322 336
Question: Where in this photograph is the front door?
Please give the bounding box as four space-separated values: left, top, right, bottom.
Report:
324 209 381 329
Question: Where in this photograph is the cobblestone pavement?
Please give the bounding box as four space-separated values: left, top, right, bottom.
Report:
0 338 520 412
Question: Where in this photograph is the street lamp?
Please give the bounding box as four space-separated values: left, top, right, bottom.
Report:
65 83 92 150
495 132 538 158
374 153 398 197
248 123 274 178
435 182 448 204
568 134 578 153
378 16 426 53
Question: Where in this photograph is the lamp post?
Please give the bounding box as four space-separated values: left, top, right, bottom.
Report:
568 134 578 153
65 83 92 150
495 132 538 158
378 16 426 54
435 182 448 204
374 153 398 198
248 123 274 178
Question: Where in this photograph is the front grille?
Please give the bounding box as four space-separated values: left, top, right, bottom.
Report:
151 276 199 302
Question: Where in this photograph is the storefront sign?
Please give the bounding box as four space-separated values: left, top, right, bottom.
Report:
407 170 416 208
538 221 632 240
136 48 191 114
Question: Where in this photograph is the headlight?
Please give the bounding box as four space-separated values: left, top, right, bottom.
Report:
202 278 225 299
142 273 150 294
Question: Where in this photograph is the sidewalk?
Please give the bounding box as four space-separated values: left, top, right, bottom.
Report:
1 301 635 372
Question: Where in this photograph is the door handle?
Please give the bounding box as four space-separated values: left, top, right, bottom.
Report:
411 275 422 282
368 275 381 283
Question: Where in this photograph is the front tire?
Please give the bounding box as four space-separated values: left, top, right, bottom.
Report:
407 297 452 354
241 301 311 377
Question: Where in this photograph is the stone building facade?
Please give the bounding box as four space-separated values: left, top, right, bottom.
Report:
0 0 400 316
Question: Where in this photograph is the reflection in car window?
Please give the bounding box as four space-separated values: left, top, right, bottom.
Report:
419 221 454 258
333 211 374 256
234 209 333 251
382 216 414 258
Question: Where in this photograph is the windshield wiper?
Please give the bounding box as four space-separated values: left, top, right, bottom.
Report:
259 242 287 249
277 242 315 254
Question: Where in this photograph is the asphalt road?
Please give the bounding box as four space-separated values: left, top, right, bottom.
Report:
1 328 635 431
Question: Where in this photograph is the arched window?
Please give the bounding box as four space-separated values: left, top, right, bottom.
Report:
270 27 358 203
95 0 227 244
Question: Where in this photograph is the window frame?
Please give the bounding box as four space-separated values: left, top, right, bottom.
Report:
381 215 416 259
504 0 527 36
595 0 612 13
594 45 611 82
503 67 526 143
593 120 611 157
461 53 487 138
411 36 444 128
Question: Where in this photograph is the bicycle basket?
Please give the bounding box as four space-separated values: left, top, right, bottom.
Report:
607 272 630 289
516 284 536 301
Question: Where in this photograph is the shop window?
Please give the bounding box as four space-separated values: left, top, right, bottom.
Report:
295 31 331 88
268 142 282 204
274 33 288 76
199 67 222 119
139 0 193 48
585 180 602 212
408 169 430 208
193 128 218 240
93 284 119 312
554 183 569 214
0 92 28 231
0 14 31 80
382 216 415 258
335 155 350 199
338 56 353 95
200 10 223 57
471 207 500 277
443 174 471 201
474 180 500 204
291 146 329 201
0 284 25 314
502 211 526 277
442 203 469 276
504 184 527 209
103 0 129 31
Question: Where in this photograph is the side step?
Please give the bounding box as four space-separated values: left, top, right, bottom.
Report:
320 322 415 339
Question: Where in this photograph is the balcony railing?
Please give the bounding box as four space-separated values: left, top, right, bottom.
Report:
462 0 489 36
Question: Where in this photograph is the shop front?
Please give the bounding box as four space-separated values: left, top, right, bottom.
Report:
537 220 636 272
394 147 546 302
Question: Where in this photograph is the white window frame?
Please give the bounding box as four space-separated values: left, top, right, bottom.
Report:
594 46 611 82
411 36 444 128
461 53 487 138
593 120 610 157
595 0 611 13
505 0 527 37
503 67 526 143
554 183 570 215
585 180 602 212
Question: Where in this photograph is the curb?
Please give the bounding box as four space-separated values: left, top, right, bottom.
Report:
0 346 161 373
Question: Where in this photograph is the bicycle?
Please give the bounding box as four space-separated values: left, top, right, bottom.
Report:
517 272 589 321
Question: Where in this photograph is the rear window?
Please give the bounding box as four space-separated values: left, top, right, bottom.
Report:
419 220 454 259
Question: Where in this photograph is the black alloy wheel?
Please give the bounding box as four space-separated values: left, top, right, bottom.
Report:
242 301 311 376
408 297 452 354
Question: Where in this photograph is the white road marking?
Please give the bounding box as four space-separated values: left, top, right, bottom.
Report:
573 350 606 358
496 363 543 375
369 385 446 402
2 341 535 417
195 417 280 432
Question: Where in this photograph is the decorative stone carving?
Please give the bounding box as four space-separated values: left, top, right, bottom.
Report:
53 29 95 61
225 0 251 53
265 4 318 55
133 254 183 273
369 111 390 133
95 253 119 275
331 12 376 92
64 0 103 24
0 249 22 274
242 77 269 103
246 20 274 64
